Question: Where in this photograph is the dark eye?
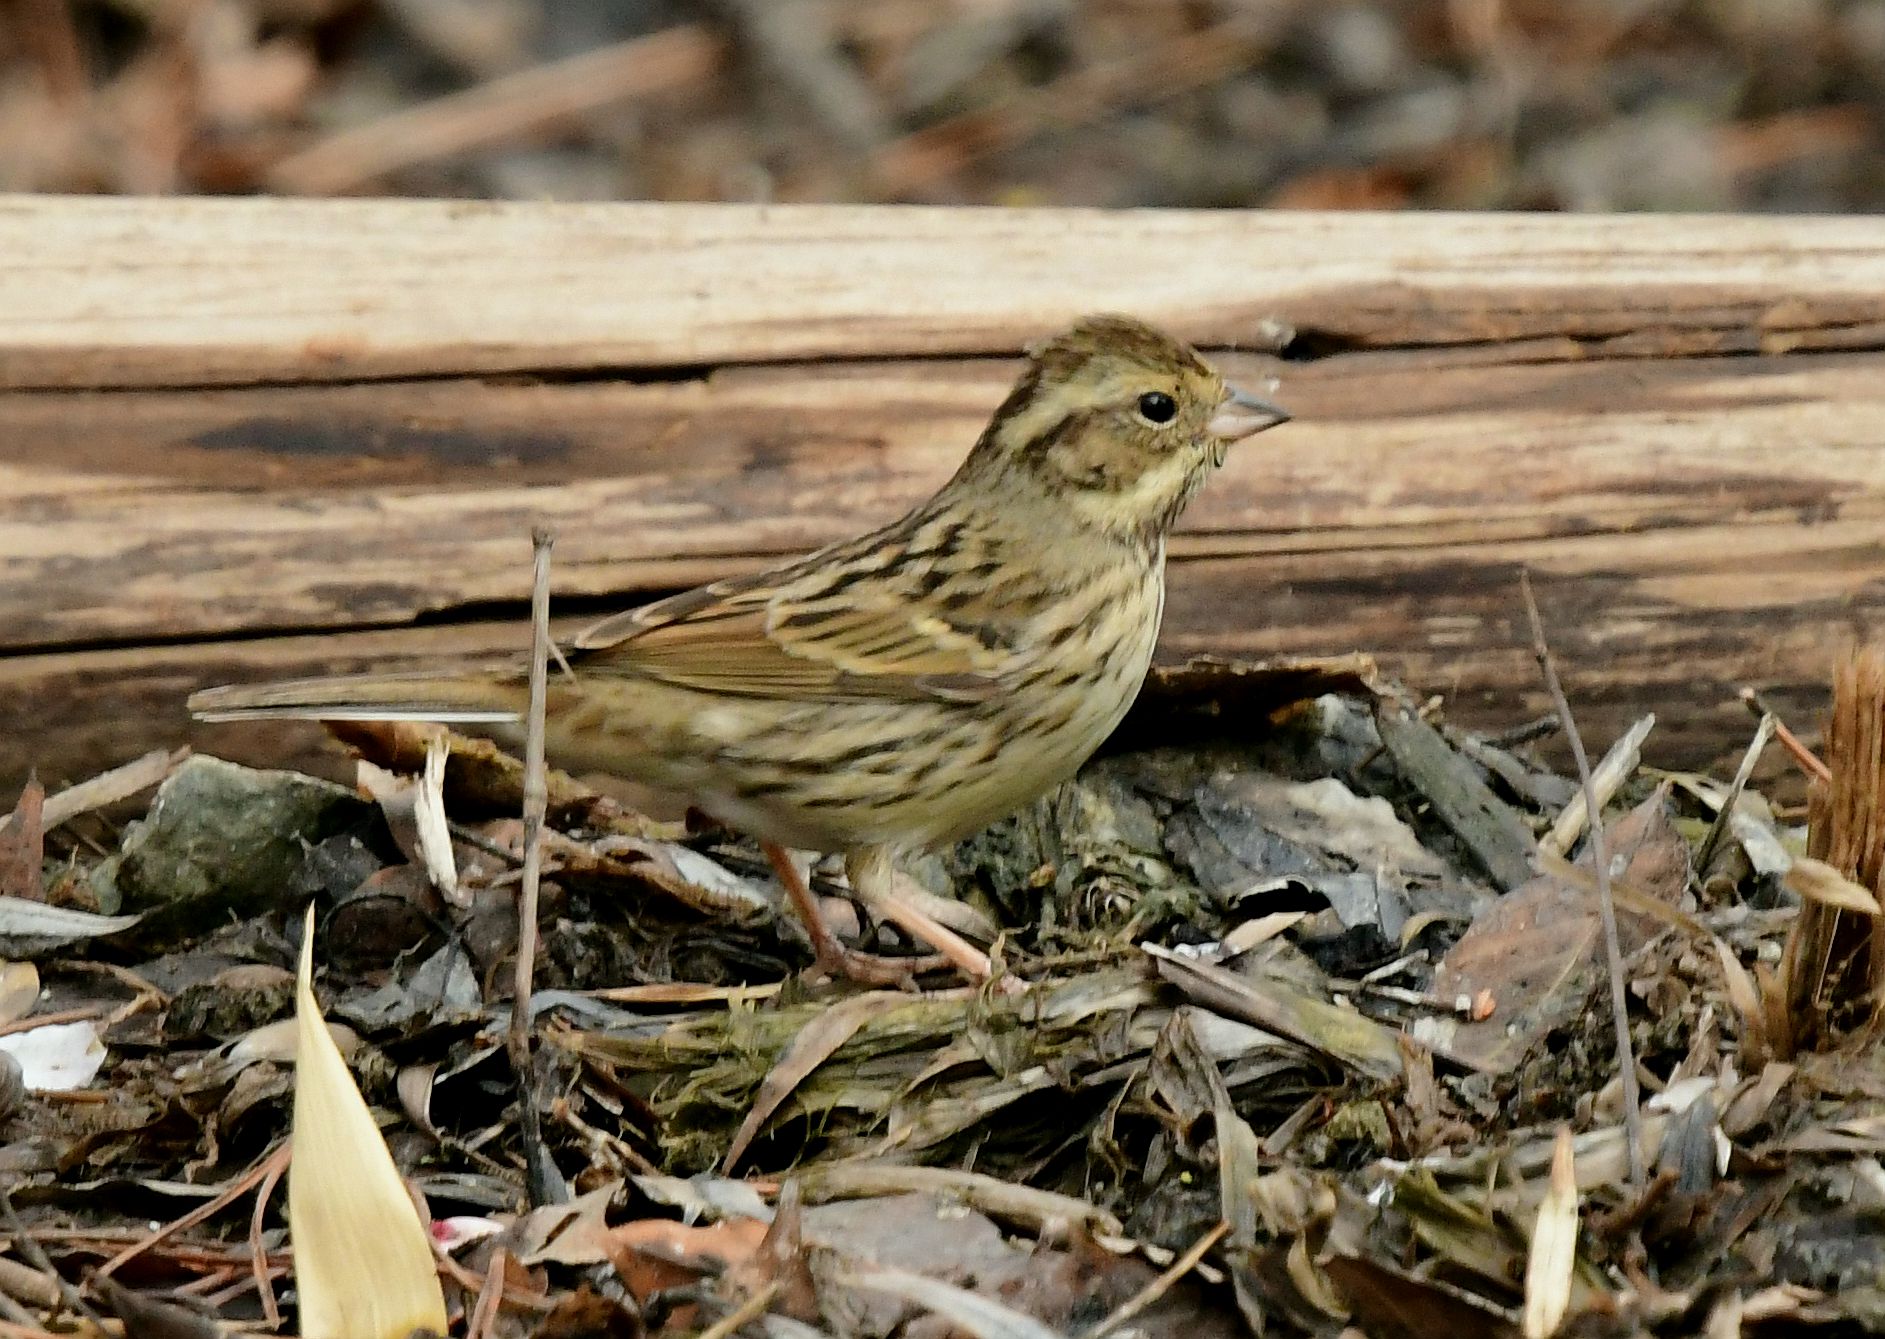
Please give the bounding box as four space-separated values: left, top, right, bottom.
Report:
1137 391 1177 424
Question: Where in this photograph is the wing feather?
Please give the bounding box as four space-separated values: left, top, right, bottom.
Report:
568 535 1023 704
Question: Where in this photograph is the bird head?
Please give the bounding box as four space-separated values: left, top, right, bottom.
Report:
966 314 1289 546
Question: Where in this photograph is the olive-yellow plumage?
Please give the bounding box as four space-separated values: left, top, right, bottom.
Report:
190 315 1289 981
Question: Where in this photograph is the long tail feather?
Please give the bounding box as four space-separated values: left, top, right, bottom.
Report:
188 670 524 724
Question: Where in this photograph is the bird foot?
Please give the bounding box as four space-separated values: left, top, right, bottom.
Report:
763 841 956 987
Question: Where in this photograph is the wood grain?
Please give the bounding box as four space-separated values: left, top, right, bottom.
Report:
4 197 1883 793
10 349 1884 650
4 197 1885 388
0 522 1854 791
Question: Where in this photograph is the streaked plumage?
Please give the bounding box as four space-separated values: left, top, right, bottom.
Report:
190 314 1289 981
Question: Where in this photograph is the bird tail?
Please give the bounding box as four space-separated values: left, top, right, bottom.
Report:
188 670 525 725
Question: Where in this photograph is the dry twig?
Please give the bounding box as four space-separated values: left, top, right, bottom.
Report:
94 1140 287 1281
0 747 182 840
1540 714 1654 857
1693 713 1776 878
1740 687 1831 785
1520 572 1644 1188
0 1184 101 1327
874 15 1279 195
1087 1220 1229 1338
466 1246 508 1339
511 528 564 1206
248 1139 289 1328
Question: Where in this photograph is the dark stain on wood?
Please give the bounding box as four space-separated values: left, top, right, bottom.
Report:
189 416 575 467
4 336 1885 787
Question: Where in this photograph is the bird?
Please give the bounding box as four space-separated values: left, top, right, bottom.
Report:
190 314 1290 985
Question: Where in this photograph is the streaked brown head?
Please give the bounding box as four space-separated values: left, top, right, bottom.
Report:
963 314 1288 544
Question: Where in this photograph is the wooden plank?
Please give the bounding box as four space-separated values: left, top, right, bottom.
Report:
3 197 1885 388
0 521 1852 792
7 349 1884 651
6 198 1883 792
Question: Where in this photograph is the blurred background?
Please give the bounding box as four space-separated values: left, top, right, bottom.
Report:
2 0 1881 210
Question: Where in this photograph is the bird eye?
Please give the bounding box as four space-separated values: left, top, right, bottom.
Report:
1136 391 1177 425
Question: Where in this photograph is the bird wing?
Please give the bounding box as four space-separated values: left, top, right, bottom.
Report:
569 546 1023 704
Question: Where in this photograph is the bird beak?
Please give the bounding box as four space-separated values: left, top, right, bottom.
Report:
1207 385 1291 442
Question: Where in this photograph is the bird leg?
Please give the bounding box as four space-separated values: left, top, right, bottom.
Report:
844 846 997 983
761 842 946 987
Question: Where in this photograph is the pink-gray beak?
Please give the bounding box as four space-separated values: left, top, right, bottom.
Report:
1207 385 1291 441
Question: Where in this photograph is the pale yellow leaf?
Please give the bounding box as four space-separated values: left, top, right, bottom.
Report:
1785 858 1882 916
0 961 39 1027
290 904 447 1339
1522 1128 1580 1339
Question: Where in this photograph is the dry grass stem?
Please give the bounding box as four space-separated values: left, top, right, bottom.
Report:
1087 1220 1229 1339
1784 649 1885 1045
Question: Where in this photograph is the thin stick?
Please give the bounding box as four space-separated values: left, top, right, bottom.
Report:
0 1284 41 1329
436 1249 556 1313
1087 1220 1229 1338
1539 713 1655 857
266 26 722 193
0 1005 104 1040
248 1139 290 1327
1520 572 1645 1188
94 1140 284 1279
510 528 563 1206
0 1184 102 1327
1740 687 1832 785
0 746 181 839
465 1246 508 1339
1694 713 1776 877
696 1280 781 1339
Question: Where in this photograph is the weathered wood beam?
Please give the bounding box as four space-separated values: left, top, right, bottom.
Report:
3 197 1884 388
8 350 1883 649
3 197 1882 791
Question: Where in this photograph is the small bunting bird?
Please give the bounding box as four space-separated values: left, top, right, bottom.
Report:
192 315 1290 983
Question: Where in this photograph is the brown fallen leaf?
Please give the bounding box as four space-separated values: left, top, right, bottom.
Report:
1430 788 1689 1074
600 1217 770 1305
724 1182 819 1322
1322 1254 1520 1339
0 778 45 902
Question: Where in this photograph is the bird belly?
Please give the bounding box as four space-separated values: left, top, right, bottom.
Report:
727 641 1154 852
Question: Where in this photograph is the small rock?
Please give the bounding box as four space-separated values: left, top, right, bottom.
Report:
91 756 381 949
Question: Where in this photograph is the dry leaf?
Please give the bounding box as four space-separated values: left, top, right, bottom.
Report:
0 778 45 901
289 903 448 1339
1521 1129 1580 1338
725 989 906 1172
1432 792 1688 1073
601 1217 770 1302
0 960 39 1027
1785 857 1882 916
